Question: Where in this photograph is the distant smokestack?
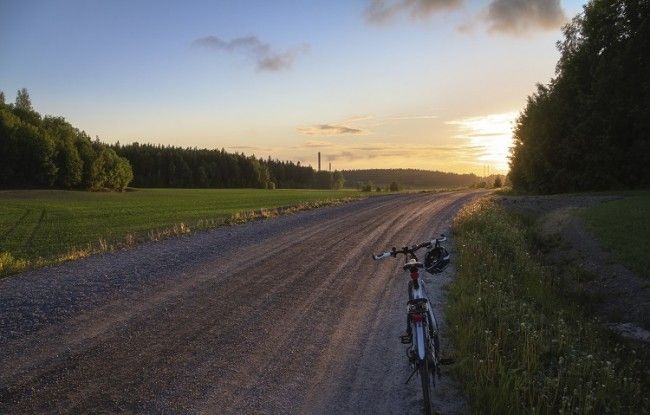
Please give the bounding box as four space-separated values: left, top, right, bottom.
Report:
329 162 331 172
318 152 321 171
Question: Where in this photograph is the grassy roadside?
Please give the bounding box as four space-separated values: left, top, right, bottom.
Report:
581 192 650 278
447 198 649 414
0 188 370 277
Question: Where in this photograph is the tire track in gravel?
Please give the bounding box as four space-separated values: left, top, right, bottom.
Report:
0 190 485 414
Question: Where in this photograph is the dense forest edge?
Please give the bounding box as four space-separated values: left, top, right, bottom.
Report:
0 89 133 191
110 142 344 190
0 91 345 191
342 168 487 190
509 0 649 194
1 89 494 192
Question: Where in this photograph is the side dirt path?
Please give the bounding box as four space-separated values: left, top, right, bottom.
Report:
499 194 650 343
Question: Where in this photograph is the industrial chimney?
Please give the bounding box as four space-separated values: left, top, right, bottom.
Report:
318 152 321 171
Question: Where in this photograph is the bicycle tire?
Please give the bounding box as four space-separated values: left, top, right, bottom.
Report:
427 311 441 379
419 355 433 415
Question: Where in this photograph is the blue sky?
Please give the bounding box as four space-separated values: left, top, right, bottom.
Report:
1 0 586 174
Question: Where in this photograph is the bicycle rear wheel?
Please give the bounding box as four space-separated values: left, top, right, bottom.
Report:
427 312 441 381
419 356 433 415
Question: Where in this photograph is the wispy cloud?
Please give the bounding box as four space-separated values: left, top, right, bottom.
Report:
364 0 565 36
386 114 438 120
227 144 272 152
486 0 566 34
297 124 366 136
464 0 566 35
446 111 517 169
302 140 336 148
191 35 308 72
365 0 463 23
296 141 488 164
342 115 374 123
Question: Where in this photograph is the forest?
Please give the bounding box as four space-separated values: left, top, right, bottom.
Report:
112 143 344 190
0 89 133 191
509 0 649 193
0 90 345 191
342 168 481 189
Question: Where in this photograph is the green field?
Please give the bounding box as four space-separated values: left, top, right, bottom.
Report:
0 188 366 275
582 191 650 277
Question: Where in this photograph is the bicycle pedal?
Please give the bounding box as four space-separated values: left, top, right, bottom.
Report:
400 334 412 344
439 357 455 365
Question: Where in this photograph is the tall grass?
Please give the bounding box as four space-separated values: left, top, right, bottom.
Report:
582 192 650 278
447 198 648 414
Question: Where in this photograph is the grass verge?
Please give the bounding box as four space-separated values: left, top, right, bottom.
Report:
581 192 650 277
447 198 649 414
0 188 368 277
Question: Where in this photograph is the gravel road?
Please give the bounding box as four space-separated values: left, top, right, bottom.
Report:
0 190 484 414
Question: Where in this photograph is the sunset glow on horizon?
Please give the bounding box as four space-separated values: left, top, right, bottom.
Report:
1 0 587 175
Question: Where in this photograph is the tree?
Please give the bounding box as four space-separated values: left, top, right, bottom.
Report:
332 171 344 189
341 168 479 189
313 170 333 189
0 100 132 191
389 181 400 191
15 88 32 111
89 147 133 191
493 176 502 188
0 91 5 105
509 0 650 193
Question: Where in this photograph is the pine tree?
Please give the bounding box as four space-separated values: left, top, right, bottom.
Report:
15 88 32 111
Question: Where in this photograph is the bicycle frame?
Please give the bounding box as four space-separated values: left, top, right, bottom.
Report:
405 257 438 363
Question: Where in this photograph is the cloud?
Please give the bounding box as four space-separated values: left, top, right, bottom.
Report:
484 0 566 35
297 124 366 136
302 140 336 148
342 115 374 123
325 151 358 161
365 0 463 23
296 140 489 164
386 114 438 120
192 35 308 71
446 111 517 169
227 144 272 152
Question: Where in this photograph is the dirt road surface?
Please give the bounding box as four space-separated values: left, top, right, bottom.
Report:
0 190 485 414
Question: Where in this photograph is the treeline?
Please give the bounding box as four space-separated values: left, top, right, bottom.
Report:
112 142 345 190
0 89 133 191
342 169 480 189
0 89 347 191
509 0 650 193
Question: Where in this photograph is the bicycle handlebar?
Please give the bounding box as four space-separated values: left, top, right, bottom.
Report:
372 235 446 261
372 252 393 260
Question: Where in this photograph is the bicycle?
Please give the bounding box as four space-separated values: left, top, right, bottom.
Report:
372 235 450 415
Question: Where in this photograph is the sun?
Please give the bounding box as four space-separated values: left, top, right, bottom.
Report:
448 112 518 173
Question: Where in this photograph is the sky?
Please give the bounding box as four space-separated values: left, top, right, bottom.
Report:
1 0 587 175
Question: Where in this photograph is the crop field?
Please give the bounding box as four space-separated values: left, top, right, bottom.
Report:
0 188 366 275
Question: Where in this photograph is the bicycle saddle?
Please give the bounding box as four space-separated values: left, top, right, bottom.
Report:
403 260 424 271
